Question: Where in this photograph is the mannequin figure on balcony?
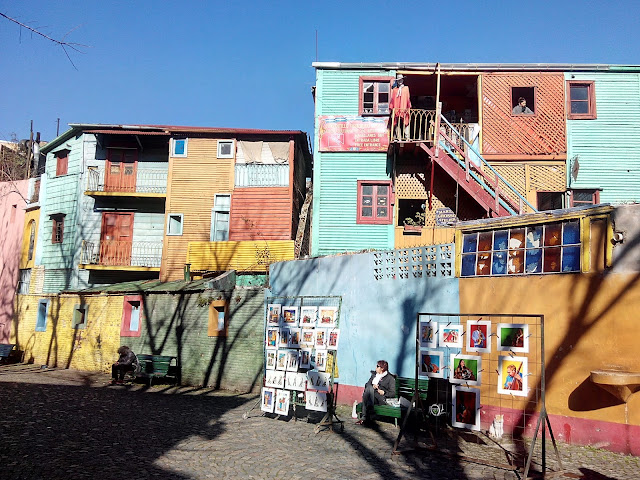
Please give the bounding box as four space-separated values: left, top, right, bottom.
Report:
390 74 412 140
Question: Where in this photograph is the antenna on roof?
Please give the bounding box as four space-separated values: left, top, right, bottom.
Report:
315 30 318 62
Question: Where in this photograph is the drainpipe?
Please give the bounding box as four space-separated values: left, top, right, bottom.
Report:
184 263 191 281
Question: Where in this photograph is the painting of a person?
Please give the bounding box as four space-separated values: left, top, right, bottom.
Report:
356 360 396 426
504 364 523 391
454 359 476 381
471 327 486 349
422 354 439 373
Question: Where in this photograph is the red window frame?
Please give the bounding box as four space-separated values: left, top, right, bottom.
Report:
570 189 600 207
356 180 394 224
55 150 69 176
359 77 394 116
51 215 64 244
121 295 143 337
567 81 597 120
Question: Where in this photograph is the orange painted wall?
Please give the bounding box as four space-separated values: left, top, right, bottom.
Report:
459 272 640 427
229 187 292 240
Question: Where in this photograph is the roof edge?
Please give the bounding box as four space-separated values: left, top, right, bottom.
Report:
312 62 640 72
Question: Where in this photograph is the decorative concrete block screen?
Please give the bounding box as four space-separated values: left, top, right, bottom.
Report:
372 244 454 281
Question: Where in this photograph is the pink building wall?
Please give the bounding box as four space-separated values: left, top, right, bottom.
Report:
0 180 28 343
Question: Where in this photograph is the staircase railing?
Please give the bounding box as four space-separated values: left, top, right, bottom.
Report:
437 115 537 214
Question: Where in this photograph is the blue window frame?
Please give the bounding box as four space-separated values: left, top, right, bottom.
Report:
36 299 50 332
171 138 188 158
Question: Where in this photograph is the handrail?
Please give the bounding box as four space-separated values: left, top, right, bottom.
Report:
438 115 538 213
86 166 167 194
390 109 437 143
80 240 163 267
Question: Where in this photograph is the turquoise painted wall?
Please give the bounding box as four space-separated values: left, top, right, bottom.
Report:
312 68 396 256
270 250 459 388
565 72 640 204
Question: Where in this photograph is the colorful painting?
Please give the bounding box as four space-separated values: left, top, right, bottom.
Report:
261 387 276 413
497 323 529 353
497 355 528 397
439 324 463 349
314 349 328 372
327 329 340 350
276 350 288 371
300 328 315 347
306 391 328 412
285 349 300 372
315 328 327 348
452 386 480 431
278 328 290 349
466 320 491 353
282 306 298 326
266 327 279 350
318 306 338 328
450 354 481 386
288 328 301 348
266 350 277 370
299 348 312 369
419 319 438 348
419 350 443 378
274 389 290 416
267 304 281 326
300 306 318 326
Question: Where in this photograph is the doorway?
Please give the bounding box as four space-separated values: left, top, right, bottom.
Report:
100 212 134 265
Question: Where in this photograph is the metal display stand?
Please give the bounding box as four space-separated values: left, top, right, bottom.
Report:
245 295 343 434
393 313 562 479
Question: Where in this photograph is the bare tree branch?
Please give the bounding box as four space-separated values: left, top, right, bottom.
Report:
1 12 89 69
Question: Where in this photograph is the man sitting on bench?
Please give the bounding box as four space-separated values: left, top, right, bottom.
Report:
110 346 138 385
356 359 396 425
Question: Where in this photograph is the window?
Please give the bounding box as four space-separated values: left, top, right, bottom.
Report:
511 87 536 115
211 194 231 241
208 300 228 337
55 150 69 176
171 138 188 157
73 304 89 330
27 220 36 261
567 81 596 119
167 213 183 235
51 214 65 244
217 140 235 159
537 192 564 211
121 295 143 337
461 220 581 277
570 189 600 207
17 269 31 294
359 77 393 115
36 299 49 332
398 199 426 227
356 180 393 224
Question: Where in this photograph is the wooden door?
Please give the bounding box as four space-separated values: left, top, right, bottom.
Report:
100 213 134 265
105 149 137 192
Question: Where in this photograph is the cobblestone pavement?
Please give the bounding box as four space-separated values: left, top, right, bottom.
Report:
1 364 638 480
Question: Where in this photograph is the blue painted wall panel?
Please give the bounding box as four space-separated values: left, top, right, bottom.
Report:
270 251 459 388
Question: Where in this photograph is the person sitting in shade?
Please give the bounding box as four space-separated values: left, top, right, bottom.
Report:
513 97 533 115
355 360 396 425
110 345 139 385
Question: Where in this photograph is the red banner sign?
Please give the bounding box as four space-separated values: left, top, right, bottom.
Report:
318 116 389 152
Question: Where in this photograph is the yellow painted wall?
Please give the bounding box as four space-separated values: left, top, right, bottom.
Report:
19 209 39 269
12 294 123 372
394 226 455 248
162 138 235 281
459 272 640 426
187 240 294 272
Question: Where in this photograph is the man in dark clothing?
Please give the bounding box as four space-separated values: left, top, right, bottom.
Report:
356 359 396 425
110 345 138 384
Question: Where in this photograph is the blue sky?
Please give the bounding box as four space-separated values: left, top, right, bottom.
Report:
1 0 639 144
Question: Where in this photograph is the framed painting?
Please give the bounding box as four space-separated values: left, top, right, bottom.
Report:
264 370 285 389
419 319 438 348
306 391 327 412
318 306 338 328
450 354 481 386
439 324 463 349
300 327 315 347
314 349 328 372
278 328 290 349
300 306 318 326
267 304 281 326
452 386 480 431
276 349 288 371
307 371 331 392
497 323 529 353
288 328 301 348
274 389 290 416
266 327 279 350
285 372 307 391
315 328 327 349
466 320 491 353
285 349 300 372
261 387 276 413
266 350 277 370
299 348 312 369
497 355 528 397
327 329 340 350
282 306 298 326
419 350 444 378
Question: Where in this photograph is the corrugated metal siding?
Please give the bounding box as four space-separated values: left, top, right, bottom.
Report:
162 138 234 280
187 240 294 272
132 212 165 243
229 187 292 240
566 72 640 204
311 152 393 256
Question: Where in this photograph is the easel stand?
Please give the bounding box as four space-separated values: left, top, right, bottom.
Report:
313 391 344 434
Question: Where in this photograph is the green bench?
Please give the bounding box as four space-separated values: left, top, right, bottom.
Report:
356 376 429 427
134 354 177 386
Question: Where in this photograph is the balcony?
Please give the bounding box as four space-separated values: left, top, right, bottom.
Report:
390 108 471 153
85 166 167 197
80 240 162 271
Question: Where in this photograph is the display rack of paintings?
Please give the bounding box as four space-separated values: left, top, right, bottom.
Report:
393 313 557 479
254 295 343 433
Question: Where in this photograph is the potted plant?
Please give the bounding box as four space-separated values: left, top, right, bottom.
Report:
403 211 425 233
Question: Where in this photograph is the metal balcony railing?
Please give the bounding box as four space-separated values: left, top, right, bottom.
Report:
80 240 163 268
86 167 167 194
